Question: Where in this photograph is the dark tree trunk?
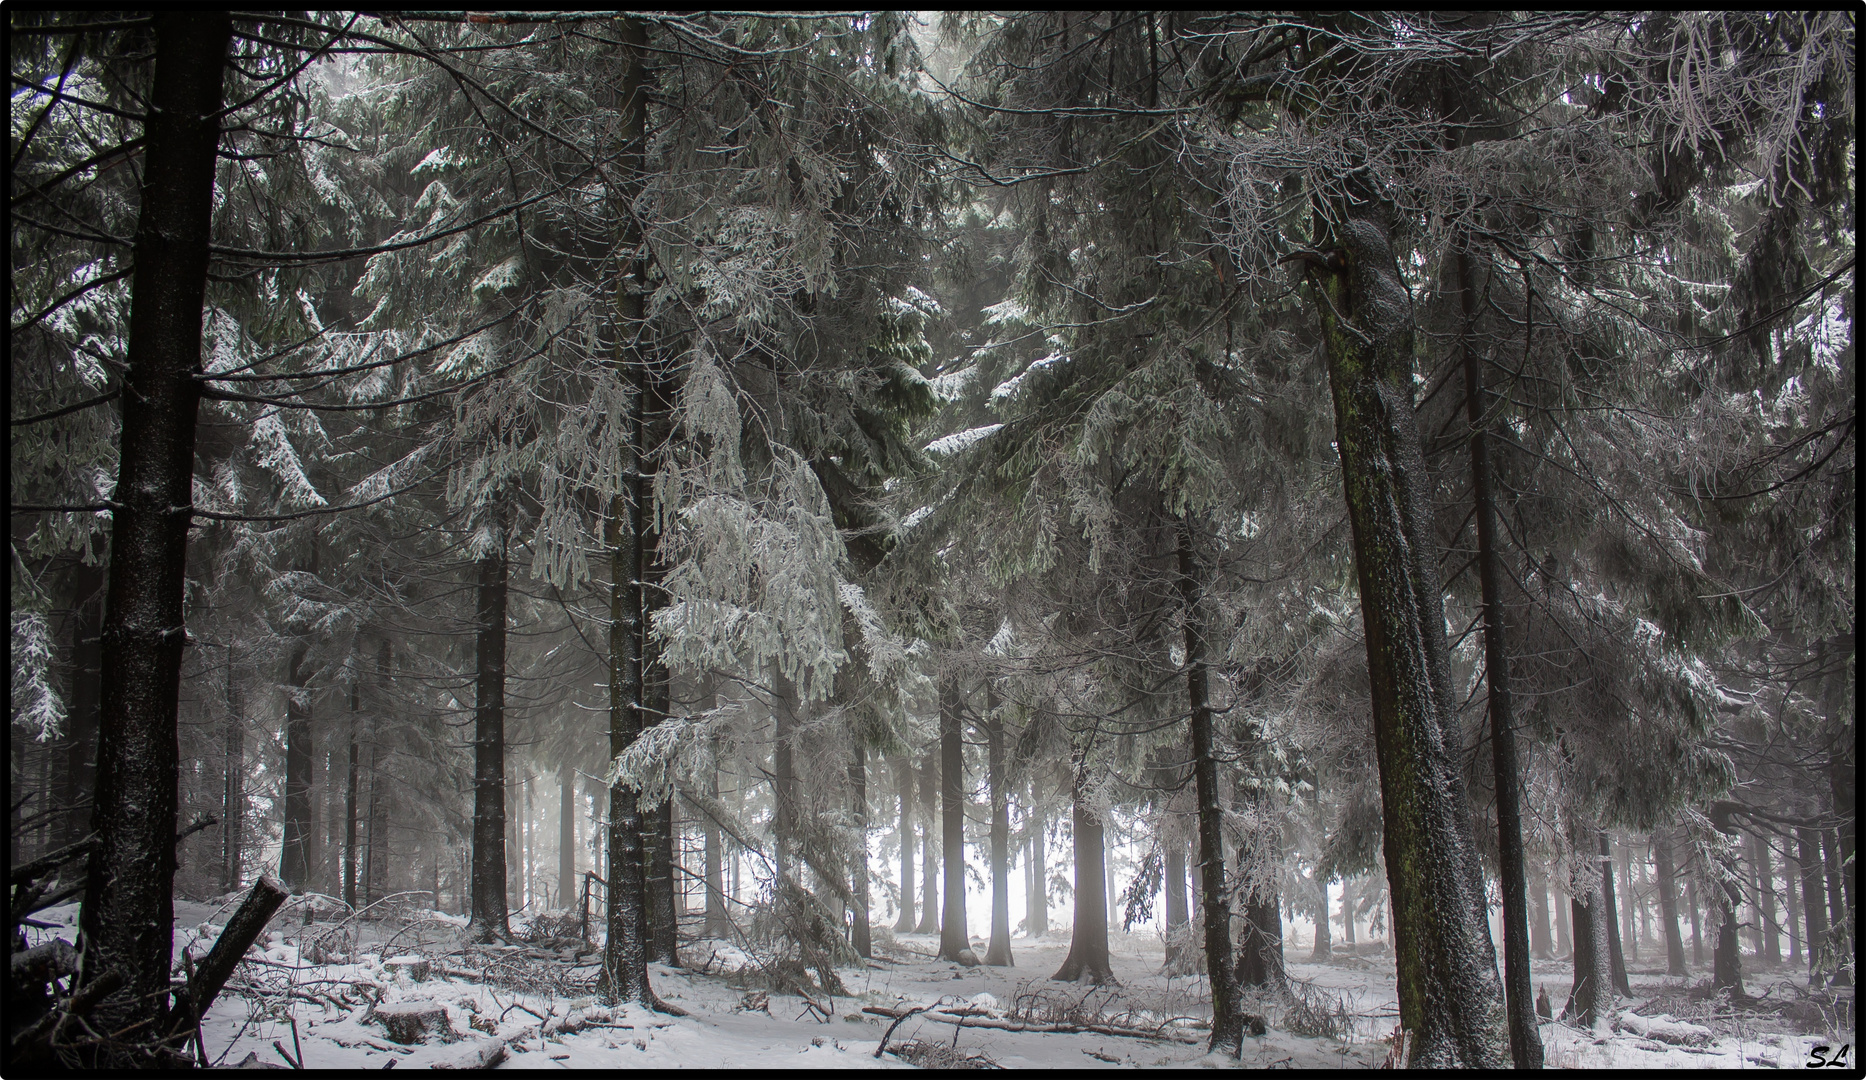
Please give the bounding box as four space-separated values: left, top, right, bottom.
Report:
1653 830 1687 976
1051 756 1113 984
1785 853 1801 964
344 682 359 911
892 756 914 932
1798 823 1830 987
222 643 243 893
642 456 677 964
1530 870 1552 959
1177 520 1240 1050
771 674 799 884
1237 885 1285 990
916 751 939 934
281 636 315 892
1563 813 1613 1027
467 526 510 943
560 762 578 916
1711 805 1745 994
938 677 971 962
984 689 1011 966
1458 245 1542 1068
75 13 231 1064
365 642 392 906
1820 824 1849 987
1753 831 1780 964
1310 874 1333 961
598 15 656 1009
1620 844 1638 961
850 742 871 958
1831 754 1855 940
62 554 104 848
1308 210 1508 1066
1599 832 1632 996
1027 772 1047 936
1342 876 1358 947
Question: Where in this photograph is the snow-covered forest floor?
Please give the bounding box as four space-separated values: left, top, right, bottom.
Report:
27 897 1853 1069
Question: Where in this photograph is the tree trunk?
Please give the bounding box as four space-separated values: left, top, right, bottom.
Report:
1831 754 1854 944
1785 852 1801 964
1710 804 1745 994
1553 882 1571 958
938 677 971 962
1530 870 1551 959
851 741 872 958
771 673 798 884
1686 877 1702 966
75 13 231 1064
344 681 359 911
1653 829 1687 976
1753 831 1780 964
702 745 729 937
642 496 677 965
1820 824 1849 987
598 14 655 1009
222 642 243 893
366 641 392 906
281 636 315 892
1027 774 1047 936
916 751 939 934
1797 823 1830 986
892 756 914 932
1342 876 1358 948
1177 520 1240 1051
1618 843 1637 962
1310 874 1333 961
62 553 104 849
984 689 1011 966
1237 879 1285 990
1163 830 1189 965
467 524 510 943
1599 832 1631 996
1309 210 1508 1067
560 762 578 915
1457 245 1542 1068
1051 755 1113 984
1564 883 1612 1026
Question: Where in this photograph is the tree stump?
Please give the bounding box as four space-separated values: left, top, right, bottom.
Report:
383 955 431 982
372 1001 452 1044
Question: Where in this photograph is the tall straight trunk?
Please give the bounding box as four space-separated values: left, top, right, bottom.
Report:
1831 756 1855 939
1687 878 1703 966
1619 843 1637 961
1753 831 1780 964
1798 823 1830 986
1553 883 1570 958
1027 774 1047 936
599 14 655 1009
467 527 510 943
1785 852 1801 964
1820 825 1849 987
1530 870 1552 959
367 642 392 905
1653 830 1687 976
1163 830 1189 964
1308 210 1508 1067
641 449 678 963
1342 876 1358 947
1237 873 1285 989
1457 245 1542 1069
1051 755 1113 983
849 741 871 957
938 677 971 962
560 762 578 914
1710 804 1745 993
1563 814 1614 1027
892 756 914 932
222 642 243 892
1599 832 1631 995
344 682 359 910
62 553 104 848
984 689 1011 966
281 637 315 892
76 17 231 1059
771 674 798 883
1177 520 1240 1051
1310 875 1333 960
916 752 939 934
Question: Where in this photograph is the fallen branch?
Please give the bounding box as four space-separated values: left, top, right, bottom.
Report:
862 1005 1202 1045
165 875 290 1047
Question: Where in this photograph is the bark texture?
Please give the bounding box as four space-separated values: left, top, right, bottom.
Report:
468 533 509 943
892 756 914 932
850 742 871 958
76 12 231 1065
1654 829 1687 976
938 677 971 962
984 690 1012 966
1177 521 1240 1050
1308 213 1507 1065
1051 757 1113 984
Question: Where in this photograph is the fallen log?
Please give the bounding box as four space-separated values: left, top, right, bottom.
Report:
861 1005 1202 1045
165 875 290 1047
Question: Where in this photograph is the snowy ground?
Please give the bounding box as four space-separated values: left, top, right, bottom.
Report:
25 899 1854 1069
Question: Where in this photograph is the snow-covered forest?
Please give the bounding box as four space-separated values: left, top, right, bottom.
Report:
9 11 1855 1070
